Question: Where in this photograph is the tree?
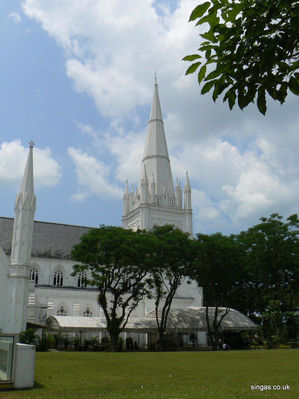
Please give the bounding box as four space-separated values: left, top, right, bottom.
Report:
237 214 299 321
191 233 246 350
183 0 299 114
71 226 154 351
149 225 193 348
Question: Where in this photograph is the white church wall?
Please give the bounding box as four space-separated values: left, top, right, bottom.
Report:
0 247 9 332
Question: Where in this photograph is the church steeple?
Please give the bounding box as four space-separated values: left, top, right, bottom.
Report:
8 142 36 333
122 80 193 235
11 142 36 266
141 79 175 198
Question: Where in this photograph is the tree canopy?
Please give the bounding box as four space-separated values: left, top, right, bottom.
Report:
183 0 299 114
71 226 154 351
191 232 246 349
237 213 299 317
149 225 193 347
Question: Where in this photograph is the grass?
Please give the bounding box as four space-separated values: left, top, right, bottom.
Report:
0 349 298 399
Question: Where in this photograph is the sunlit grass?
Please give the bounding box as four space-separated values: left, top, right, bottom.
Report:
1 349 298 398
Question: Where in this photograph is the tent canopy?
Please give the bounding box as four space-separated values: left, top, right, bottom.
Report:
46 307 256 334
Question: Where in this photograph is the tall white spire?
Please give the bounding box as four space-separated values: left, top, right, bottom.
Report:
11 142 36 266
122 80 193 235
141 78 175 198
7 142 36 333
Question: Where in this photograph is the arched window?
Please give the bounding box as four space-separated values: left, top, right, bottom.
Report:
53 270 63 287
83 307 93 317
57 305 67 316
77 272 87 288
29 267 39 284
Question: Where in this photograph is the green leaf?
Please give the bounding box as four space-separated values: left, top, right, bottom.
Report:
257 88 267 115
228 91 236 110
198 65 207 84
182 54 202 62
185 62 201 75
201 80 215 94
212 84 219 102
205 69 222 81
195 15 211 26
227 3 242 21
189 2 210 22
266 87 277 100
277 82 288 104
289 76 299 95
201 31 216 43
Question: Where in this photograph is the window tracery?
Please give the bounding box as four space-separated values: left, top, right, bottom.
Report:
77 272 87 288
53 270 63 286
57 305 67 316
83 307 92 317
29 267 39 284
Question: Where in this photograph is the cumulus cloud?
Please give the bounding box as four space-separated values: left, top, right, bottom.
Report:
22 0 196 118
68 147 123 199
0 140 61 188
22 0 299 233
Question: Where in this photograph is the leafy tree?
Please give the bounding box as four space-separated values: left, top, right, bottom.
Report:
183 0 299 114
191 233 246 350
237 213 299 320
149 225 193 348
18 328 39 345
261 300 286 347
71 226 154 351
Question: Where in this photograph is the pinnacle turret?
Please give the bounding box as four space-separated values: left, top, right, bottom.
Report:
184 172 192 211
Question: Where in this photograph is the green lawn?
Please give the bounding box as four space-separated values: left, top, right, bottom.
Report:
1 349 298 399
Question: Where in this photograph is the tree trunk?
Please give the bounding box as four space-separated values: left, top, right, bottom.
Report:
158 329 167 350
109 330 120 352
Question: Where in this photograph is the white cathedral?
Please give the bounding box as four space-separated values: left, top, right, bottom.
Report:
0 81 204 345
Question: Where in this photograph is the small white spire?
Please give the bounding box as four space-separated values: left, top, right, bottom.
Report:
184 171 191 192
125 179 129 194
20 141 35 194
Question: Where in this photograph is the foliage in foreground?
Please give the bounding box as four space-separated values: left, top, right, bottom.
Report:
183 0 299 114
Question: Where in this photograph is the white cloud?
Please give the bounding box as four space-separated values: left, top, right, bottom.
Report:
68 147 123 199
70 191 89 203
22 0 196 118
170 135 299 232
104 130 145 184
8 12 22 23
22 0 299 233
0 140 61 188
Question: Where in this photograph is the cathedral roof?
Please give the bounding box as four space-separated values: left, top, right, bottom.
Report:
0 217 90 260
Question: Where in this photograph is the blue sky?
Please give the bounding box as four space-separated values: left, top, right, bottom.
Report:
1 0 298 234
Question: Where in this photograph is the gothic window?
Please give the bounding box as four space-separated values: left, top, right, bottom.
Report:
53 270 63 287
77 272 87 288
29 267 38 284
83 307 92 317
57 305 67 316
